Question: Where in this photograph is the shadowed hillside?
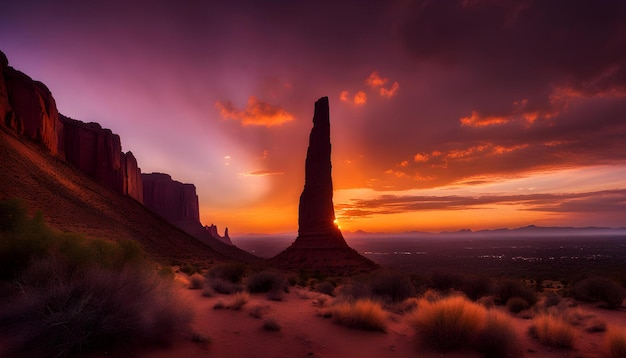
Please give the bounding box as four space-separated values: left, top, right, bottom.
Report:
0 126 240 266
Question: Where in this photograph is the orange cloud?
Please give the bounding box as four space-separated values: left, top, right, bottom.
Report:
354 91 367 105
413 153 429 162
460 111 510 127
242 170 285 176
379 81 400 98
215 96 294 127
365 71 388 88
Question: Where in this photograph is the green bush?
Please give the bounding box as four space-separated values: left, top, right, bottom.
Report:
573 277 624 309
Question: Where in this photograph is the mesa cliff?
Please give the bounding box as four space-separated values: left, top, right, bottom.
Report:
272 97 377 274
0 49 255 262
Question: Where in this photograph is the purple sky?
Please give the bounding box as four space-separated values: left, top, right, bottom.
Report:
2 0 625 234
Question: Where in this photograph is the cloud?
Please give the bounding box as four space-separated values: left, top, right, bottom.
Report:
338 189 626 218
379 81 399 98
460 111 509 127
354 91 367 105
365 71 388 88
242 169 285 176
215 96 294 127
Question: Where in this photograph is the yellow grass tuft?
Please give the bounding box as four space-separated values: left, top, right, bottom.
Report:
325 298 387 332
409 295 487 350
228 292 250 310
605 326 626 358
528 314 576 349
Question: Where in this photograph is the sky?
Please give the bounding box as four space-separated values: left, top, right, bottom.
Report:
1 0 625 234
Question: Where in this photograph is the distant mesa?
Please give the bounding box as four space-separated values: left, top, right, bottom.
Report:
272 97 377 274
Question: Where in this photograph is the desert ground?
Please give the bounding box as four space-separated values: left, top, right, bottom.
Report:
133 271 626 358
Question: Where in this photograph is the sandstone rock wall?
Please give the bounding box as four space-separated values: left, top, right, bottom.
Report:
142 173 199 223
1 52 64 158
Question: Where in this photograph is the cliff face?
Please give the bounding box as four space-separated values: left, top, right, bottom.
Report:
2 59 64 158
142 173 199 222
61 115 143 203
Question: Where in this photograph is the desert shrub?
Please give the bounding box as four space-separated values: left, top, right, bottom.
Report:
0 260 192 357
497 279 537 306
246 271 287 293
325 299 387 332
573 277 625 309
213 300 226 309
336 280 371 301
191 332 211 344
409 295 486 350
606 327 626 358
370 271 415 303
207 262 247 283
263 319 281 331
528 314 576 349
316 281 336 296
477 296 496 308
158 265 175 279
229 292 250 310
180 263 200 275
506 297 530 313
189 273 205 289
474 310 520 358
208 277 243 294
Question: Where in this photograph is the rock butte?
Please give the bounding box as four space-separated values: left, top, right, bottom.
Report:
272 97 377 274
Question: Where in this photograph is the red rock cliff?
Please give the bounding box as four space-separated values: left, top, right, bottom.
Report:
142 173 199 222
61 115 143 203
1 52 64 158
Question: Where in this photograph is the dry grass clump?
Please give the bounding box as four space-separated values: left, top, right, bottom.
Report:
528 314 576 349
605 326 626 358
229 292 250 310
315 281 335 296
207 262 247 283
369 270 415 303
475 310 521 358
409 295 520 356
506 297 530 313
497 279 537 306
585 318 607 333
324 298 387 332
410 295 487 350
189 273 205 289
208 277 243 294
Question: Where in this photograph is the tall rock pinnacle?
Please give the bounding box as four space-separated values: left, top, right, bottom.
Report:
272 97 376 274
294 97 348 248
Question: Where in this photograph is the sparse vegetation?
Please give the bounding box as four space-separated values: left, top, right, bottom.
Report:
605 326 626 358
316 281 335 296
189 273 205 289
585 318 607 333
246 270 287 294
208 277 243 294
409 295 486 350
207 262 247 283
506 297 530 313
180 263 201 275
324 298 387 332
229 292 250 310
369 270 415 303
474 310 521 358
0 199 192 357
574 276 625 309
528 314 576 349
410 295 520 355
497 279 537 306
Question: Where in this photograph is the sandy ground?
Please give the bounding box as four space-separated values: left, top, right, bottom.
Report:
139 275 626 358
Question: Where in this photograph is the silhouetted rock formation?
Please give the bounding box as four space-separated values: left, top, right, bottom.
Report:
142 173 199 223
62 115 143 203
272 97 377 274
141 173 259 262
1 52 64 158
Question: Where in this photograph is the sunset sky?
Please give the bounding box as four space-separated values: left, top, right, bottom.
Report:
1 0 625 234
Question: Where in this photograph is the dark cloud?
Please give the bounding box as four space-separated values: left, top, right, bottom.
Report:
339 189 626 219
